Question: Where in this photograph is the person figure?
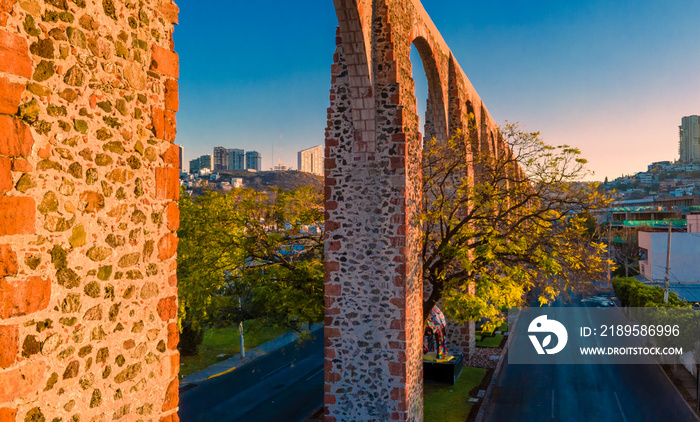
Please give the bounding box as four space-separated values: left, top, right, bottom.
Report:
423 305 449 359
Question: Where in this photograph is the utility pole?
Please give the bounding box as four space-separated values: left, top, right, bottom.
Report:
238 297 245 360
607 220 612 284
693 314 700 413
664 222 672 303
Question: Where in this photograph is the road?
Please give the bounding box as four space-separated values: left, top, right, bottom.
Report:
484 295 699 422
178 330 323 422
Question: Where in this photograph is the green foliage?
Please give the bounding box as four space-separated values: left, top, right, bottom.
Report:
612 277 685 307
177 186 324 336
179 322 290 377
179 318 204 357
424 366 488 422
475 334 504 348
422 123 612 324
612 277 696 352
476 324 496 337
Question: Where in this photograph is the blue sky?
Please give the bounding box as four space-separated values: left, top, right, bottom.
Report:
174 1 700 180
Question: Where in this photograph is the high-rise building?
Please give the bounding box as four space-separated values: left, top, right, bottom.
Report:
214 147 247 171
228 148 245 171
213 146 227 171
298 145 324 177
178 145 183 174
199 154 212 171
245 151 261 171
189 154 213 174
679 116 700 163
189 158 200 174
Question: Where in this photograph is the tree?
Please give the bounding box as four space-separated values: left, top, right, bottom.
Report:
420 122 611 324
177 186 324 355
610 226 643 278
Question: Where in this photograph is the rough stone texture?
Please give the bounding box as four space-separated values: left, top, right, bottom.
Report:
325 1 501 420
0 360 45 403
0 245 17 277
0 115 34 157
0 324 18 368
0 30 32 78
0 1 180 420
0 407 17 422
0 77 23 115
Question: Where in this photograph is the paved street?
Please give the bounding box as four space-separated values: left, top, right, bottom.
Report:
178 331 323 422
484 296 699 422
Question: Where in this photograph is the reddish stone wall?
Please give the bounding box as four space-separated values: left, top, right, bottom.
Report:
325 0 502 420
0 0 179 420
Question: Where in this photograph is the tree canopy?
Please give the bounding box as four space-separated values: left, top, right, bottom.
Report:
421 122 611 324
177 186 324 336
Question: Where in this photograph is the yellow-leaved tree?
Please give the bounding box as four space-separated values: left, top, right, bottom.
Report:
421 122 611 325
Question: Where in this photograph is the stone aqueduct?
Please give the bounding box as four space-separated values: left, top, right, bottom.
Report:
324 0 502 420
0 0 502 420
0 0 180 420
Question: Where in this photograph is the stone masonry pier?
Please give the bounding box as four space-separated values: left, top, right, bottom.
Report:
324 0 503 420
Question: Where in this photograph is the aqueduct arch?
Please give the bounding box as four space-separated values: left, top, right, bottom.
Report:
324 0 501 420
0 0 505 420
410 36 447 144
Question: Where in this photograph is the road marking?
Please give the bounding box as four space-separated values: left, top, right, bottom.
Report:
205 367 236 380
613 391 629 422
551 389 555 419
261 363 289 380
306 368 323 381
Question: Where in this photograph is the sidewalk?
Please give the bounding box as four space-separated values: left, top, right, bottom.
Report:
475 313 518 422
664 364 700 417
180 323 323 388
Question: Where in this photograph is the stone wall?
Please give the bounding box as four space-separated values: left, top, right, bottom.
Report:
0 0 180 420
325 0 502 420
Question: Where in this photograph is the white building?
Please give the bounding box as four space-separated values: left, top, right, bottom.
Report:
245 151 261 171
637 172 653 185
670 187 694 197
297 145 324 177
639 230 700 283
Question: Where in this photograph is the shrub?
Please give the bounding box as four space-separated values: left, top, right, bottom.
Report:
612 277 685 307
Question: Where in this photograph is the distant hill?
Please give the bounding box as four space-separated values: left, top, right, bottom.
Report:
194 170 323 194
234 170 323 191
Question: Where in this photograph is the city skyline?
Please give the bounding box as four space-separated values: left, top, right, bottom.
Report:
189 147 262 173
174 0 700 180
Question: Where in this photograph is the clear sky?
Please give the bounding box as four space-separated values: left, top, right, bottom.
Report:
174 0 700 181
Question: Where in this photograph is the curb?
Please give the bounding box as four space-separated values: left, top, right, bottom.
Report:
180 323 323 388
474 312 519 422
620 304 699 421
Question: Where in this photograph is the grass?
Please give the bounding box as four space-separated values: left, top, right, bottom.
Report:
476 321 507 338
475 333 504 348
476 325 496 337
424 366 488 422
179 321 289 378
